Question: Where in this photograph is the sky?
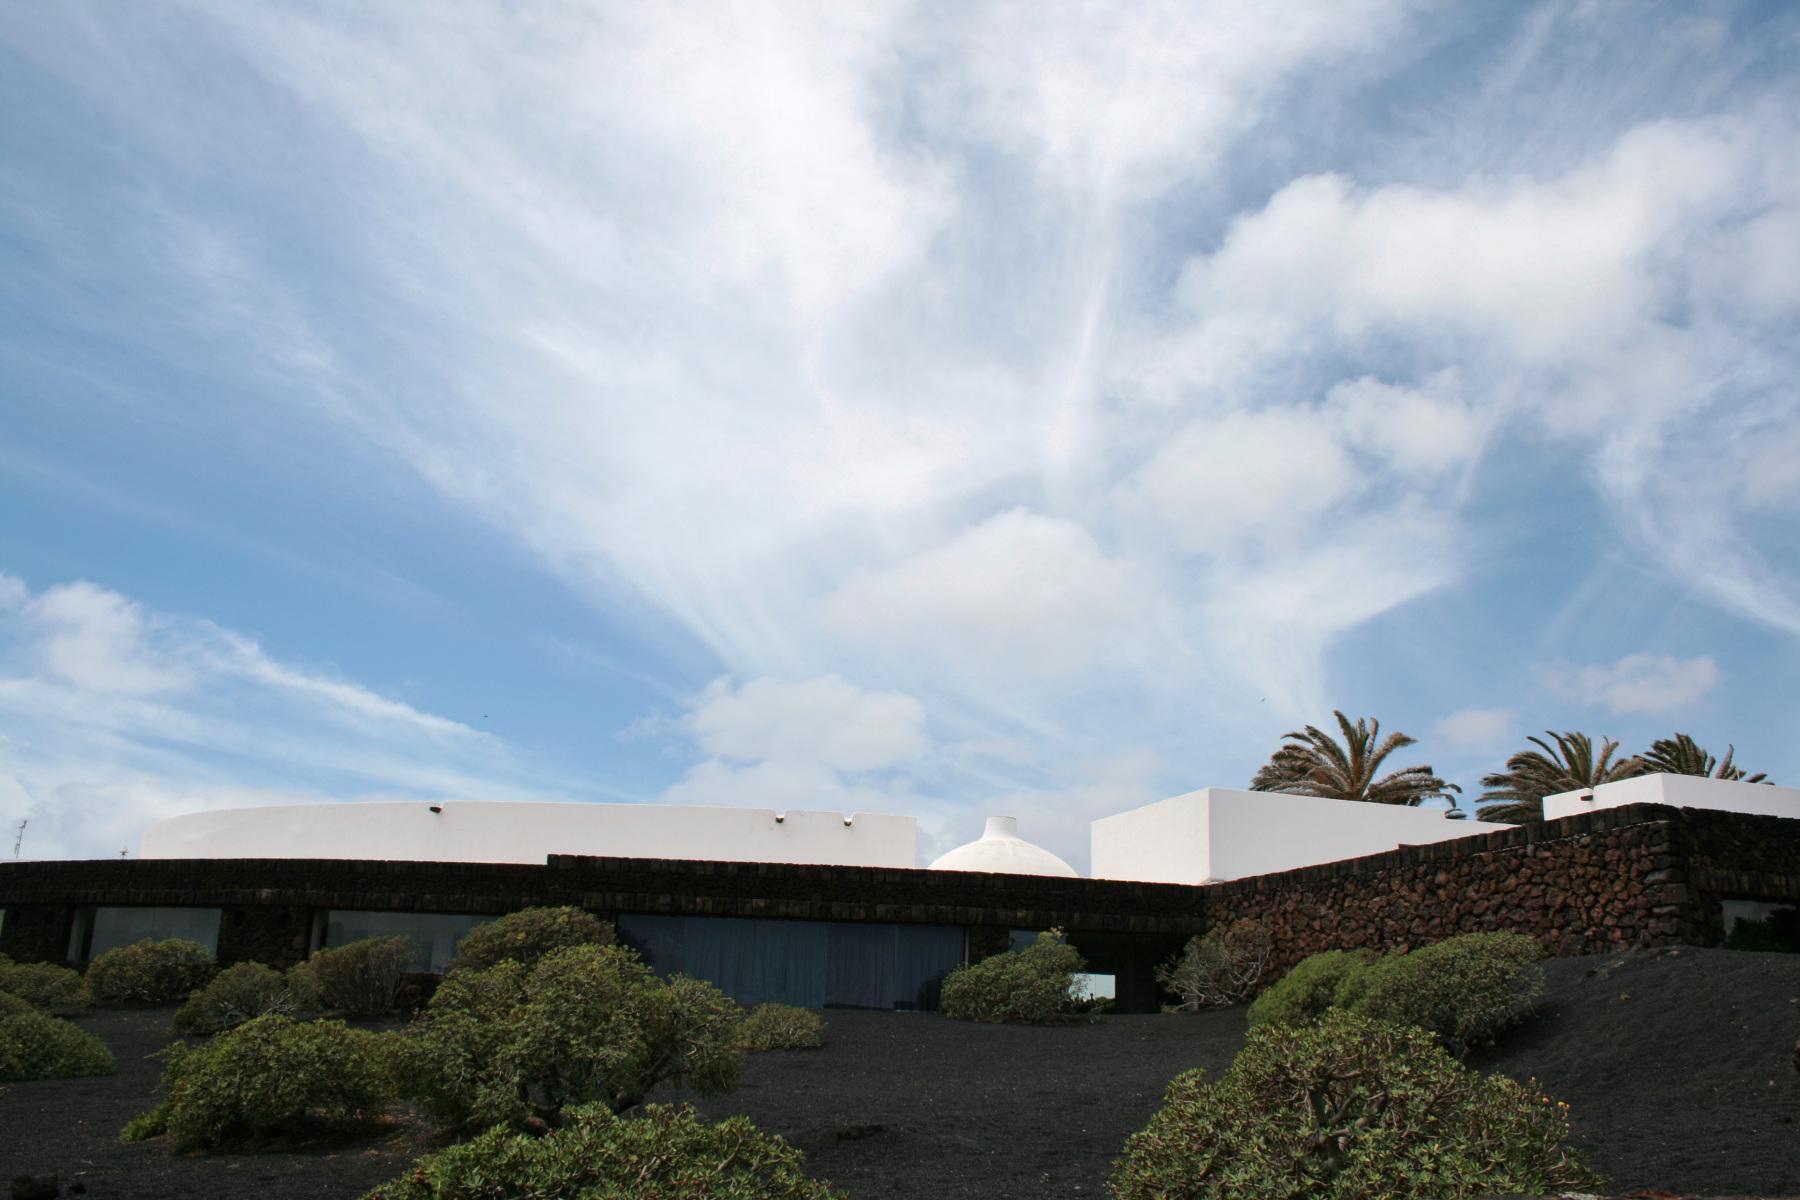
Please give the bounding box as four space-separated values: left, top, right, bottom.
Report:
2 1 1797 869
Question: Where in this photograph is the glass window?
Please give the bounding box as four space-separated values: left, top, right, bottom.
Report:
84 906 223 959
1721 899 1800 952
321 910 492 973
618 914 965 1011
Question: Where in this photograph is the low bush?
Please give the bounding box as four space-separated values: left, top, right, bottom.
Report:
296 936 413 1015
363 1102 843 1200
1349 931 1545 1056
170 962 320 1036
0 1010 117 1081
1245 948 1375 1029
120 1015 398 1150
940 931 1086 1024
0 957 85 1009
1156 919 1273 1011
402 944 742 1134
85 938 218 1006
740 1003 826 1051
1109 1011 1600 1199
446 906 614 973
0 990 34 1017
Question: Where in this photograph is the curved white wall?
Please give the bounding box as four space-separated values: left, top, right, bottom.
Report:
140 801 917 869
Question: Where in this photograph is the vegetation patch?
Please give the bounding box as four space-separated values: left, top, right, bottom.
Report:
401 943 742 1135
364 1101 842 1200
170 961 321 1036
940 930 1086 1024
0 1010 117 1081
1109 1011 1599 1200
0 955 86 1009
1245 948 1375 1029
446 906 613 974
1157 919 1273 1010
293 936 414 1015
740 1003 826 1051
1348 931 1545 1056
85 939 218 1006
121 1015 398 1151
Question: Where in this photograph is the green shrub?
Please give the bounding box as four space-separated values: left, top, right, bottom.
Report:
0 990 34 1017
0 1010 117 1081
120 1015 398 1150
1246 949 1376 1029
170 962 320 1036
1109 1011 1600 1200
1156 919 1274 1011
446 906 614 974
363 1102 843 1200
296 936 413 1015
0 958 85 1009
1349 932 1545 1056
402 944 742 1134
940 931 1085 1024
740 1003 826 1051
85 938 218 1005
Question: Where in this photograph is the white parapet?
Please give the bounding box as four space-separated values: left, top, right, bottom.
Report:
1089 787 1511 885
139 801 917 869
1543 774 1800 822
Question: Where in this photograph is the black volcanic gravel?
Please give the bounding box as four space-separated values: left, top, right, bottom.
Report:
1 947 1795 1199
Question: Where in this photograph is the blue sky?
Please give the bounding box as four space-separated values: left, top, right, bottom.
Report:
2 2 1797 867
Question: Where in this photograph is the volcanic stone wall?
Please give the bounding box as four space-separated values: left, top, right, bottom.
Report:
1201 803 1800 973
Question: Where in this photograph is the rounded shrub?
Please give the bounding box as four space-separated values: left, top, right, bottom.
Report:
363 1102 843 1200
1156 919 1274 1011
0 990 35 1017
1348 931 1545 1056
0 957 85 1009
1109 1011 1600 1200
85 938 217 1005
170 961 320 1036
121 1015 398 1150
402 943 743 1135
940 931 1085 1024
295 935 414 1015
446 906 614 973
0 1010 117 1081
1245 949 1376 1029
740 1003 826 1051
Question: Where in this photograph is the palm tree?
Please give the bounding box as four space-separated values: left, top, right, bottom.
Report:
1475 731 1644 823
1640 733 1770 783
1250 711 1461 808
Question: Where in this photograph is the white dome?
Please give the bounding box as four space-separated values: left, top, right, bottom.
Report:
928 816 1078 877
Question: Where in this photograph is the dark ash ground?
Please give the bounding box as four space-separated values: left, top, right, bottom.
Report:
2 947 1795 1199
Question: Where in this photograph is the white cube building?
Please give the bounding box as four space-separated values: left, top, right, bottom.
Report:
1089 786 1512 884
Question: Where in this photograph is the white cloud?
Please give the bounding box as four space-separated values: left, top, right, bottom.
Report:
1435 707 1513 749
661 759 913 817
1541 653 1721 717
685 675 927 772
823 509 1152 681
25 581 191 696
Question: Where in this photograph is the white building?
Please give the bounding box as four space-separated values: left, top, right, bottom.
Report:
1088 786 1512 885
1543 774 1800 822
139 801 917 869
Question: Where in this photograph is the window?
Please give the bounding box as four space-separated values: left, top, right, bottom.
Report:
618 914 965 1011
69 906 223 960
318 910 492 973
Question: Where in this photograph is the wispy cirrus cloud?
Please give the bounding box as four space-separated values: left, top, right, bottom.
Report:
2 3 1797 867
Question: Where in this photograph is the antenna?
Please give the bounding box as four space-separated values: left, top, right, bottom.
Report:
11 819 23 859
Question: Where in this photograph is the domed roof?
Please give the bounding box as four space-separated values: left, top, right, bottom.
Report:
928 816 1077 877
